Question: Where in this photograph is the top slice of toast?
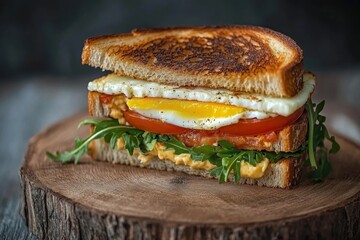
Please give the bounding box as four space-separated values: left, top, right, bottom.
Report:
82 26 304 97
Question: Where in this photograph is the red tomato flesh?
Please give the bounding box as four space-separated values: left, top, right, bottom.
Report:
123 107 304 136
123 111 188 134
218 107 304 135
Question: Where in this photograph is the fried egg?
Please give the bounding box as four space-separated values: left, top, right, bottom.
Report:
88 73 315 129
126 98 275 130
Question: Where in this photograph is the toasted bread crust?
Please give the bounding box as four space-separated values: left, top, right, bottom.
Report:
87 91 307 152
88 138 305 189
82 26 303 97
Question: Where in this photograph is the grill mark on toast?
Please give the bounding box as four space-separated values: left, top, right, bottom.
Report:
119 35 277 77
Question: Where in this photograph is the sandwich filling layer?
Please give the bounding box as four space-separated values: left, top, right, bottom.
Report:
86 73 312 181
89 91 307 150
114 138 270 179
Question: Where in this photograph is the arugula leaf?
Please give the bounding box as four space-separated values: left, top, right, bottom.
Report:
161 136 189 154
210 166 223 178
189 145 217 161
312 147 331 181
234 160 241 183
222 153 242 183
218 140 235 149
47 119 145 163
263 151 301 163
141 132 157 152
46 137 88 164
305 99 340 181
305 100 317 168
123 134 139 155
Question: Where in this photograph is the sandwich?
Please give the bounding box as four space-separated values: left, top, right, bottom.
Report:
47 26 339 188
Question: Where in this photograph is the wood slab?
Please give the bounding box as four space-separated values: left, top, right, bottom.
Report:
20 113 360 240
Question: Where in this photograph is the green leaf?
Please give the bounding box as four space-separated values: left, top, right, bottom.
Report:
234 160 241 183
312 147 331 181
123 134 140 155
110 133 119 149
305 98 340 181
208 154 222 167
329 136 340 154
218 140 235 149
46 136 88 164
157 134 171 142
247 151 256 166
219 169 226 183
190 145 216 161
162 136 189 154
210 166 223 177
47 119 139 163
141 132 157 152
323 127 340 154
305 99 317 169
223 153 242 182
318 115 326 124
78 118 100 128
315 100 325 114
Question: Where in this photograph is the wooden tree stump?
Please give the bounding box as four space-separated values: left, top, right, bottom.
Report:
20 113 360 239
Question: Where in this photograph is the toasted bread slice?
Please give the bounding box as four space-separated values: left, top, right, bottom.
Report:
89 139 305 189
87 91 308 152
82 26 303 98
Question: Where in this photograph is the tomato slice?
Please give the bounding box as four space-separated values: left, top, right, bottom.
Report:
123 107 304 136
123 111 188 134
218 107 304 135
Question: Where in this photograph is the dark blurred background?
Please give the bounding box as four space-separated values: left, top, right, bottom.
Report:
1 0 360 78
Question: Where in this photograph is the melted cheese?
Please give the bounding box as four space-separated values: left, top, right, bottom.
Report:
116 138 269 179
240 158 269 178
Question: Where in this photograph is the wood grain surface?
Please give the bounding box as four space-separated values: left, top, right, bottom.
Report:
20 113 360 240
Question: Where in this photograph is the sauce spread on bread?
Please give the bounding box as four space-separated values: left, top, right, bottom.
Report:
116 138 269 179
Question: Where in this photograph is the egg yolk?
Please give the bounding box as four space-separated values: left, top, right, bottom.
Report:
127 98 246 118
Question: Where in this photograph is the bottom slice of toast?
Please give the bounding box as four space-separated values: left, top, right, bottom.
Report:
89 139 305 189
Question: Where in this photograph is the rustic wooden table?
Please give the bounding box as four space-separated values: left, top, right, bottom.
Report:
0 70 359 239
